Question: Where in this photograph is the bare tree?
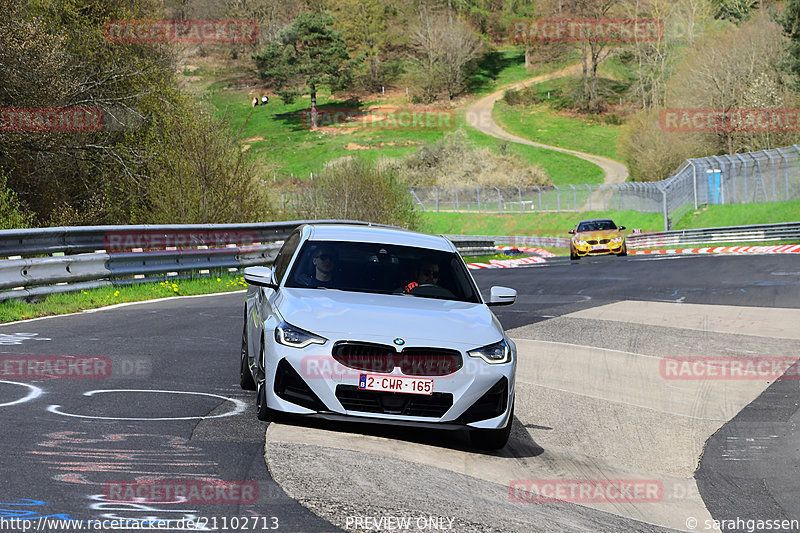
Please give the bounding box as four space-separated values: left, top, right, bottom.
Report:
410 7 484 102
667 9 794 153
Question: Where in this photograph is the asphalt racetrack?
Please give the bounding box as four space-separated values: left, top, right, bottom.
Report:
0 253 798 532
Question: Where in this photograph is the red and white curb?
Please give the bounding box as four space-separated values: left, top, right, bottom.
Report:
630 245 800 255
467 256 546 269
496 245 556 258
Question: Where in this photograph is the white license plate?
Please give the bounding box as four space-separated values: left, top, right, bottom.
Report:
358 373 434 395
591 244 606 250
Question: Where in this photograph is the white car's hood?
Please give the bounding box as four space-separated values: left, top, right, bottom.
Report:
276 288 502 349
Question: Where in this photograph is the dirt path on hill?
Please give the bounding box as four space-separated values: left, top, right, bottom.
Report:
465 64 629 188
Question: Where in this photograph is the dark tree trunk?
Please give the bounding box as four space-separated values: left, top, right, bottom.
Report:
310 83 318 129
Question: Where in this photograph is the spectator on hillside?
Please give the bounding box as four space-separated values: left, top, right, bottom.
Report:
261 95 269 106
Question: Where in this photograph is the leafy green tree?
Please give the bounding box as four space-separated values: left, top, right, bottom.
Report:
254 12 353 129
782 0 800 90
327 0 394 90
712 0 759 23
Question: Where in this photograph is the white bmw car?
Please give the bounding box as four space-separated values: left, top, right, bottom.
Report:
240 223 517 449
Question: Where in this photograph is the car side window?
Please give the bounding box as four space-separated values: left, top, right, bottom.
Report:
273 230 301 285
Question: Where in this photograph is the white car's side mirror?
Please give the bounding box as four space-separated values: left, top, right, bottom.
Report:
244 266 277 289
487 286 516 306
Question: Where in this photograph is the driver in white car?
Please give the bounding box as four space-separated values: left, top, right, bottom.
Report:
403 261 440 293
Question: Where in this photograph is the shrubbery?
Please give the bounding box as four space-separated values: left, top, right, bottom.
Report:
291 157 420 230
384 130 550 188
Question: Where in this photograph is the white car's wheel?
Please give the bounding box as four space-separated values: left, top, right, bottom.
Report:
239 311 256 391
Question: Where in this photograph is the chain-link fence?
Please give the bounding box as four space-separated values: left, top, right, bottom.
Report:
408 145 800 230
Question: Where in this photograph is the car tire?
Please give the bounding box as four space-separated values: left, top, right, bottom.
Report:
618 246 628 257
469 404 514 450
240 313 256 391
570 252 580 261
256 376 272 421
255 337 273 421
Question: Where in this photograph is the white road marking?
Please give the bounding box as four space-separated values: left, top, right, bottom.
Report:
47 389 248 420
0 380 43 407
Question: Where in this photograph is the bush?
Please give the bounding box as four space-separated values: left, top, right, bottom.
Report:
0 172 35 229
292 157 420 230
136 98 273 224
386 129 550 188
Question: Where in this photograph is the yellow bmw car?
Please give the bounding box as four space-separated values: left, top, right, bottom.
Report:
569 219 627 260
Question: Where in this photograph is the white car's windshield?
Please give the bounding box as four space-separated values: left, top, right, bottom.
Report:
285 240 481 303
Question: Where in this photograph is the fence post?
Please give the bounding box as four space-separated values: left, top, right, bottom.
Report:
434 186 439 213
536 186 542 211
688 160 698 210
476 187 481 213
494 187 502 214
455 188 460 212
555 185 560 211
409 187 426 212
569 184 576 211
586 184 592 211
723 154 736 203
777 148 790 201
735 153 748 202
516 186 523 212
764 150 777 202
659 186 669 231
749 153 765 202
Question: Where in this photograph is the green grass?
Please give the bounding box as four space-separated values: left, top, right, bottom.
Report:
493 99 624 164
0 273 247 323
466 48 578 97
675 199 800 229
460 110 604 186
420 209 662 237
197 51 598 186
421 199 800 238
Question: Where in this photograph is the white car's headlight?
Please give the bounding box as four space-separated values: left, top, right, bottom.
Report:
468 339 512 364
275 321 327 348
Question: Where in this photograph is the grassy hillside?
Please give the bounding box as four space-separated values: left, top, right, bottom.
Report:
192 50 603 185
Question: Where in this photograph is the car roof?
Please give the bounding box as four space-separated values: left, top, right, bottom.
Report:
303 223 455 252
577 218 616 225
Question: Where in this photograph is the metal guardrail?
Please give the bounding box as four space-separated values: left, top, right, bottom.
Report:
626 221 800 249
0 222 495 302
